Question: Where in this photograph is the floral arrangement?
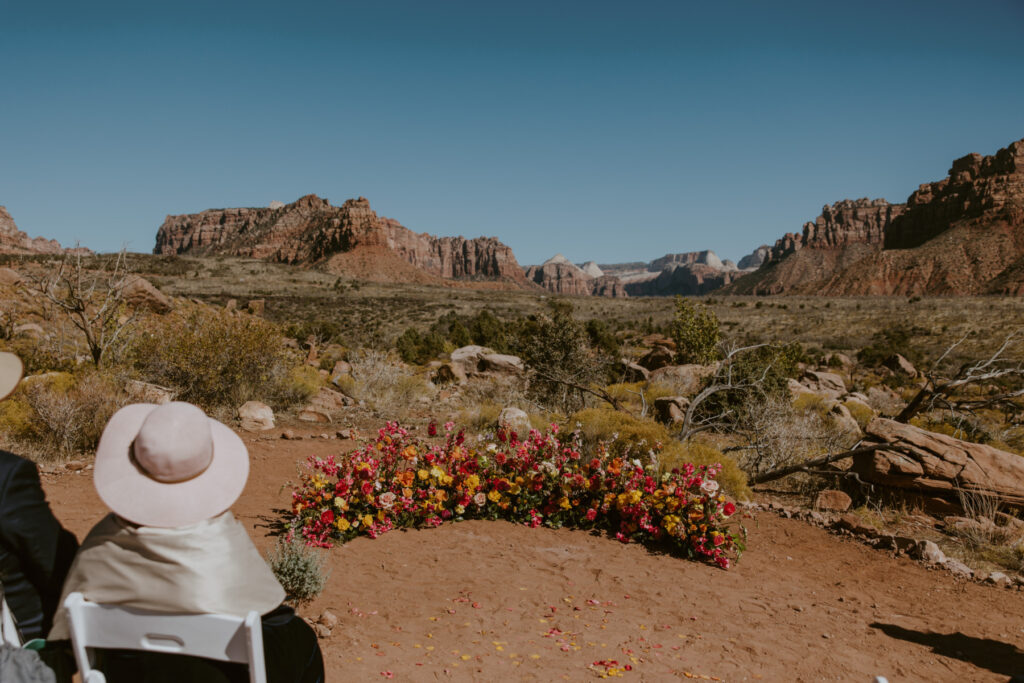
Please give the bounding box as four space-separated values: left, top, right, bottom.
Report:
289 422 745 569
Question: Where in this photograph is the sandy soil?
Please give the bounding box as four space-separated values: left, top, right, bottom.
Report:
41 423 1024 682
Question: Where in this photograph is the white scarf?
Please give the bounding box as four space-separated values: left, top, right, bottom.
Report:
49 512 285 640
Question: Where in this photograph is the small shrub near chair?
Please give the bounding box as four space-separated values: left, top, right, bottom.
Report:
265 537 329 606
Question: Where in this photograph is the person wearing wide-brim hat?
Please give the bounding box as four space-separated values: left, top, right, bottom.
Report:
0 352 79 646
49 401 324 683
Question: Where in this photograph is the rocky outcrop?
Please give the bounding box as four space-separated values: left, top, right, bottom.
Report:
885 139 1024 250
525 254 594 295
853 417 1024 505
154 195 530 286
0 206 81 255
729 138 1024 296
737 245 771 270
525 254 627 297
649 250 727 272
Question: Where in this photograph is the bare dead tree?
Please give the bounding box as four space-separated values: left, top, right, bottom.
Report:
676 343 768 442
22 248 136 367
896 330 1024 423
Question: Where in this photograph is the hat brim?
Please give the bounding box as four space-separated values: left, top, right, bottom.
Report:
94 404 250 528
0 352 24 401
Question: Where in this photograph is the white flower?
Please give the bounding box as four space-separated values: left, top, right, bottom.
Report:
378 492 397 510
473 492 487 507
487 443 498 453
632 458 642 469
700 480 720 495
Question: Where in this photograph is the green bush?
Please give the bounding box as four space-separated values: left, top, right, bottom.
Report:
669 296 720 365
395 326 446 364
266 537 329 606
126 308 300 411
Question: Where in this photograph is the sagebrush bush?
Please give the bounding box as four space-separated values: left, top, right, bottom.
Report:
266 537 329 606
843 400 875 430
343 348 429 410
0 370 127 460
570 407 749 498
126 308 300 411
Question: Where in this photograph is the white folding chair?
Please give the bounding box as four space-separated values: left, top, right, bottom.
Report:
62 592 266 683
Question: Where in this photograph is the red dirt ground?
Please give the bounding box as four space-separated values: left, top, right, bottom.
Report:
41 423 1024 682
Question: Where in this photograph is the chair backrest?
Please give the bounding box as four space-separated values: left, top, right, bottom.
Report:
63 592 266 683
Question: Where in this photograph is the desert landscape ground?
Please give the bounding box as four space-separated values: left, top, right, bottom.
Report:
38 419 1024 682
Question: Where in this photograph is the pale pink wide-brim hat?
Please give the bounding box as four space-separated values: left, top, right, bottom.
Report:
94 401 250 528
0 352 24 401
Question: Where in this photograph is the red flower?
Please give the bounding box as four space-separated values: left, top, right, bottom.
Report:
320 510 334 525
585 508 597 521
360 481 374 496
723 501 736 516
427 421 437 436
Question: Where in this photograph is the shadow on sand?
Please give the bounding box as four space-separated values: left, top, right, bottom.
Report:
872 622 1024 678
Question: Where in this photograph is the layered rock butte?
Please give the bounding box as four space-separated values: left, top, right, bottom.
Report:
729 136 1024 296
154 195 532 287
0 206 79 255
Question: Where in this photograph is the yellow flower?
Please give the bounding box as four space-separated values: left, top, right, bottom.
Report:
508 483 521 495
418 469 429 481
487 489 502 503
455 505 466 515
361 514 373 528
430 466 444 480
336 517 350 531
466 474 480 489
377 510 387 521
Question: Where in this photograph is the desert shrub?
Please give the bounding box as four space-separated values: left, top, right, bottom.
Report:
5 370 127 459
857 324 927 367
395 327 446 365
1 336 76 374
273 365 324 406
126 308 298 411
284 319 344 346
669 296 720 365
735 394 855 478
571 407 748 498
792 392 830 418
694 342 807 425
517 304 607 415
344 348 429 410
467 309 510 352
585 319 620 357
266 537 329 606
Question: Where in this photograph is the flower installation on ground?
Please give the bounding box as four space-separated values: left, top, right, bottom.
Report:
290 422 744 569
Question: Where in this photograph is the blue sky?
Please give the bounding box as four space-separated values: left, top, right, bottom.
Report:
2 0 1023 265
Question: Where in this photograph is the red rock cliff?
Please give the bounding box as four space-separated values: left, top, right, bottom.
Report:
0 206 73 255
154 195 530 285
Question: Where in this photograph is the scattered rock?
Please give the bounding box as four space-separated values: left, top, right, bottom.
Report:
648 364 717 396
122 276 173 314
431 363 463 385
986 572 1013 588
638 345 675 371
318 610 338 629
829 403 862 436
280 429 298 440
914 540 946 565
865 386 905 417
124 379 175 404
65 460 87 472
823 352 854 371
314 623 332 639
247 299 265 315
238 401 275 431
497 406 531 435
943 558 973 579
0 267 23 286
309 387 353 411
835 514 879 538
298 407 331 423
330 360 352 382
884 353 918 378
653 396 690 425
336 427 356 440
799 370 847 400
814 489 852 512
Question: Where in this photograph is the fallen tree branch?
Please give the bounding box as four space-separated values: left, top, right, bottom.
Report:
749 444 885 485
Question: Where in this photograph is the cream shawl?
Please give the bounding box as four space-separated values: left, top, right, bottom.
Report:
49 512 285 640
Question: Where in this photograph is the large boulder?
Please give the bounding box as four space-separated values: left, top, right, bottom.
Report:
309 386 353 411
0 267 23 286
122 276 173 314
884 353 918 378
447 346 524 382
238 400 275 431
649 364 717 397
638 346 674 371
852 418 1024 505
479 353 524 376
799 370 847 400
